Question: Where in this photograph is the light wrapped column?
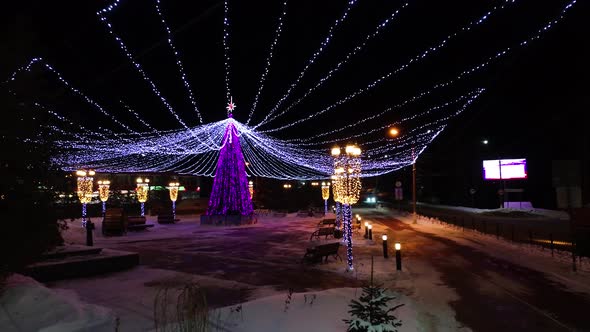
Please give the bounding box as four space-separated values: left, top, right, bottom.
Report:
169 182 180 220
136 177 150 216
321 182 330 215
331 145 362 271
76 170 94 226
98 180 110 215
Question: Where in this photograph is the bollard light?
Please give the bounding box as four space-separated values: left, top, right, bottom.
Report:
368 224 373 240
364 221 369 239
395 242 402 271
382 234 388 258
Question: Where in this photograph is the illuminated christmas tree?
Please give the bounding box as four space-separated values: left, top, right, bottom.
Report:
206 99 253 216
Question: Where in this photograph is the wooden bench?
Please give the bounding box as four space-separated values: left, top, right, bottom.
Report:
157 213 175 224
126 215 154 231
102 208 126 236
302 242 341 264
317 218 336 227
310 226 335 241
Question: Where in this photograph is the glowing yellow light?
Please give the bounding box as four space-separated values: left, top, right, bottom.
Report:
382 234 388 241
98 180 110 202
368 224 372 230
248 181 254 199
136 177 149 203
321 182 330 201
168 182 180 202
75 170 94 204
331 147 341 156
364 221 369 227
389 128 399 137
395 243 401 250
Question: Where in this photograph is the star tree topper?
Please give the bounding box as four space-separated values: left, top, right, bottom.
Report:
226 96 236 117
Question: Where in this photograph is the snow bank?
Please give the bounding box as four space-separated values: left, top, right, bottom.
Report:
210 288 415 332
0 274 116 332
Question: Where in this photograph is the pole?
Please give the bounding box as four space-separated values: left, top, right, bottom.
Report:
343 203 354 271
382 236 388 258
141 202 145 217
102 201 106 216
172 201 176 220
324 199 327 215
82 203 87 227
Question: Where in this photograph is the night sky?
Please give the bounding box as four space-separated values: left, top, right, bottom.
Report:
2 0 589 208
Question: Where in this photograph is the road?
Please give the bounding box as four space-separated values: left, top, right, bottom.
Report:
368 210 590 332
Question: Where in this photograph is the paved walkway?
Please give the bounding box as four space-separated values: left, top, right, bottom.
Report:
369 210 590 332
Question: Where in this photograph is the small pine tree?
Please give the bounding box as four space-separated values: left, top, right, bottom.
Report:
344 257 404 332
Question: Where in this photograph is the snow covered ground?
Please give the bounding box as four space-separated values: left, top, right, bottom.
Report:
6 206 586 331
416 202 570 220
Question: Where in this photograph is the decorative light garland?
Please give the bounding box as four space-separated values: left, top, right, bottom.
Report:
154 0 203 123
98 179 111 215
246 0 289 125
136 177 150 216
76 169 95 226
168 181 180 219
257 0 358 126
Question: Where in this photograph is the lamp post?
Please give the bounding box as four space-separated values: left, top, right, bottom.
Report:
331 175 341 229
97 180 110 216
364 221 369 239
169 181 180 220
389 127 417 222
331 144 362 271
321 182 330 215
76 169 95 226
136 177 150 216
248 180 254 200
368 224 373 240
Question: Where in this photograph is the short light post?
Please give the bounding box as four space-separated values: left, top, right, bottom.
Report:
76 169 95 227
382 234 389 258
364 221 369 239
321 182 330 215
368 224 373 240
97 180 110 216
136 177 150 216
395 242 402 271
168 182 180 220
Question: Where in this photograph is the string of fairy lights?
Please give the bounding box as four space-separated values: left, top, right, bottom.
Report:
255 0 359 126
245 0 289 125
4 0 579 181
254 0 509 130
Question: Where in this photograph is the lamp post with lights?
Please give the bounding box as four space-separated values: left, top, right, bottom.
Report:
136 177 150 216
331 144 362 271
169 182 180 220
97 180 110 216
321 182 330 215
76 169 95 226
388 127 417 223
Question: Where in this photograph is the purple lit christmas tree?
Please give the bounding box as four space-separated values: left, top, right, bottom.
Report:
206 99 253 216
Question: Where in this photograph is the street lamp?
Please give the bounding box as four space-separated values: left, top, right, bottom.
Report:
382 234 388 258
136 177 150 216
321 182 330 214
331 144 362 271
97 180 110 216
168 181 180 220
388 127 417 223
76 169 95 226
248 180 254 200
395 242 402 271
